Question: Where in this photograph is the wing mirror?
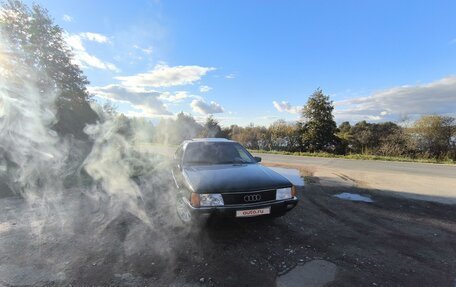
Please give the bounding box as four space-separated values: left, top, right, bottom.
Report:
173 158 182 170
254 156 262 163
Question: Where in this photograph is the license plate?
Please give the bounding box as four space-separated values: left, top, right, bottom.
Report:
236 207 271 217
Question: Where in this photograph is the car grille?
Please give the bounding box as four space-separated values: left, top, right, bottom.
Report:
222 189 276 205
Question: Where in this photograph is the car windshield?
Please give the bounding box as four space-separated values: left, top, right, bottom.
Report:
183 142 256 165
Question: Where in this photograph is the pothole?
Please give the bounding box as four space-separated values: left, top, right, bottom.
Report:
276 260 337 287
334 192 374 203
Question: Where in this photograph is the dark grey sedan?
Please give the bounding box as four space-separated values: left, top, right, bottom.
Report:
172 138 298 222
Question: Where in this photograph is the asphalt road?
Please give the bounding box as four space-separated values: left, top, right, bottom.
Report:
254 153 456 179
252 152 456 205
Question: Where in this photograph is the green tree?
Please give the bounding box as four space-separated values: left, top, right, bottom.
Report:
301 89 338 152
269 120 301 151
351 121 373 154
230 124 268 150
0 0 98 139
336 121 352 155
200 116 223 138
412 115 456 159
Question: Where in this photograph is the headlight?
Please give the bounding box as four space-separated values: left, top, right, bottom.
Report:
199 193 224 207
276 187 292 200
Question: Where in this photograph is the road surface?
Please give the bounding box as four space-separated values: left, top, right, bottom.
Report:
254 152 456 205
255 153 456 178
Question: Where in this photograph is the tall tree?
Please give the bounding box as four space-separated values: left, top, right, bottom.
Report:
301 89 338 152
200 116 223 138
0 0 98 139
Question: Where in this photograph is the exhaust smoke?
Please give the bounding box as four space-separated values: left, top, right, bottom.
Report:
0 32 186 285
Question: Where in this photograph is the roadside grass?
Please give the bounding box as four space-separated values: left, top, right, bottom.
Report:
140 142 455 165
249 149 456 165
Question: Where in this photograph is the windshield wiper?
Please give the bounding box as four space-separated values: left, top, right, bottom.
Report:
224 158 249 164
185 161 213 165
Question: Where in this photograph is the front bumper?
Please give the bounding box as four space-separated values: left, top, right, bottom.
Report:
184 197 299 218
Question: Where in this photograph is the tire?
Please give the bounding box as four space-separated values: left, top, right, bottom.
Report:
176 196 193 223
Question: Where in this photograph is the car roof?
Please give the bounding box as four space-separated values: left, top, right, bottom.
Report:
182 138 236 145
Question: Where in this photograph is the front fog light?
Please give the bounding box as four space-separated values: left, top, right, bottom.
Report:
276 187 292 200
199 193 224 207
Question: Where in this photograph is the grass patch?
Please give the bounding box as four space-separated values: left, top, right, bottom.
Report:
249 149 455 165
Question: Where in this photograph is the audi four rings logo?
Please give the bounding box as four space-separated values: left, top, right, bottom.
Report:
244 194 262 202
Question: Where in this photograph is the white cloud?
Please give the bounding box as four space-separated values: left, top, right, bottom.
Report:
225 73 235 79
272 101 302 114
133 45 153 55
62 14 73 22
88 84 171 117
199 85 212 93
79 32 110 43
65 32 119 72
65 34 85 50
334 76 456 122
191 99 224 115
158 91 192 103
116 64 215 87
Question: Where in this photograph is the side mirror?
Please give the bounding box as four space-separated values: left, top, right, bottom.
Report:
254 156 262 163
173 158 182 170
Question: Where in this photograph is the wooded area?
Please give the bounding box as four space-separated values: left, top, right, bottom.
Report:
151 92 456 162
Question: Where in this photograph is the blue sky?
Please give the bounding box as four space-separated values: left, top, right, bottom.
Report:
26 0 456 126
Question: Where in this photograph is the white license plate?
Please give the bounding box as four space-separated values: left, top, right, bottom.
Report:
236 207 271 217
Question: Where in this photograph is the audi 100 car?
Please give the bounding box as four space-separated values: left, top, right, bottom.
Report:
171 138 298 222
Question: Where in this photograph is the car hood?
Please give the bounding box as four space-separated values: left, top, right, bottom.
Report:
182 164 291 193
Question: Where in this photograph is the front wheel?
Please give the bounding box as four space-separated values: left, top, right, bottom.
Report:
176 196 193 223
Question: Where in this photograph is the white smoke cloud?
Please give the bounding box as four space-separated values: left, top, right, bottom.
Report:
0 33 187 284
0 35 70 242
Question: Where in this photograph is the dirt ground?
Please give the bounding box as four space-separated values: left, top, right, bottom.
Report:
1 168 456 286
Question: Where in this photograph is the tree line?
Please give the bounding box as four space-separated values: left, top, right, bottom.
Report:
153 89 456 162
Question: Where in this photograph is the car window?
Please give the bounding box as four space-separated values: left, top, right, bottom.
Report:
235 145 252 162
183 142 256 165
